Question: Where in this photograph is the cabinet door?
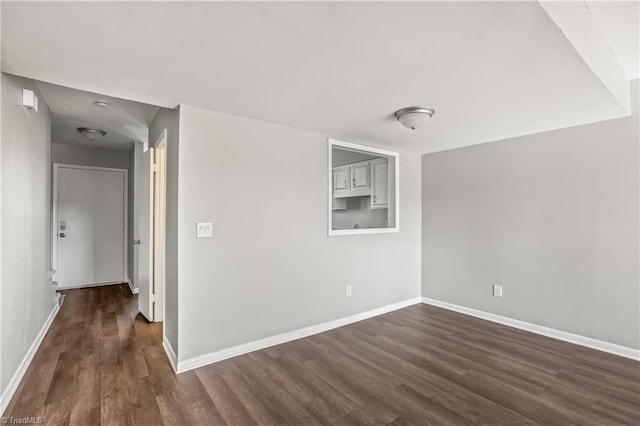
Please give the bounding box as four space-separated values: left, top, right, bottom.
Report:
371 159 388 208
351 162 370 189
333 166 350 191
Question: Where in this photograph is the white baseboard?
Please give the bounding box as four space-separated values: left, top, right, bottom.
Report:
163 336 178 373
421 297 640 361
177 297 422 373
126 279 139 294
57 280 123 291
1 303 60 415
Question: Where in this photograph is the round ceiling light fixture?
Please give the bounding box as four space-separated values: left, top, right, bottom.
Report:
393 106 435 130
77 127 107 141
94 100 110 108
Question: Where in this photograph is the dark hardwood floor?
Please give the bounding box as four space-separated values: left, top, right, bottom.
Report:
4 284 639 425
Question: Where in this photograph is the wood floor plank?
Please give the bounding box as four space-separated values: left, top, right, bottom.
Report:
45 349 82 404
3 283 639 425
219 369 290 425
125 376 165 426
100 361 132 426
245 351 316 405
195 368 258 426
184 398 228 426
230 355 322 425
273 353 359 417
156 392 192 426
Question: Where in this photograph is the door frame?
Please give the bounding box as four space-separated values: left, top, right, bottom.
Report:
52 163 129 285
153 130 167 323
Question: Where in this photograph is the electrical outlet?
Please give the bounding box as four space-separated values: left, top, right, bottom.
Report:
346 286 352 298
492 284 503 298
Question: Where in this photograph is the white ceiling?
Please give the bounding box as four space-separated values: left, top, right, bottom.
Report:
587 1 640 80
35 81 159 151
1 1 636 154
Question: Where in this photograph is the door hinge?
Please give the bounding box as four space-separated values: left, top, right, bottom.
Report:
152 163 158 173
151 293 156 302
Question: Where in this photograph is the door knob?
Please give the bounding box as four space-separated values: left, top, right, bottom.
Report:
133 240 141 245
59 233 66 238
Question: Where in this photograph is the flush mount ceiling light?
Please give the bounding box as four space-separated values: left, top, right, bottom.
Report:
77 127 106 141
393 106 435 130
94 100 110 108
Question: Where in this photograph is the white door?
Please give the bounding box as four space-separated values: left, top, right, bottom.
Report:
136 148 155 321
132 143 143 293
56 166 126 288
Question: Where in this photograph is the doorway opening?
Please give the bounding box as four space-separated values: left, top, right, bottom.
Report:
38 79 167 324
52 164 128 288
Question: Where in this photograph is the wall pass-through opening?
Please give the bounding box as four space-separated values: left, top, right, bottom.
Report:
328 139 399 236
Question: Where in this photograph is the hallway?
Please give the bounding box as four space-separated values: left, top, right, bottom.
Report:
3 285 172 424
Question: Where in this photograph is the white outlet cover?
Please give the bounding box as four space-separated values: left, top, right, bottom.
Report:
493 285 503 297
196 222 213 238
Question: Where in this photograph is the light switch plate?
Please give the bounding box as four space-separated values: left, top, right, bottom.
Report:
196 222 213 238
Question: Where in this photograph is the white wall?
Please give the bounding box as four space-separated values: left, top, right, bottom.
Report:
422 79 640 350
1 74 56 401
332 149 379 167
51 142 130 170
332 197 388 230
176 105 422 362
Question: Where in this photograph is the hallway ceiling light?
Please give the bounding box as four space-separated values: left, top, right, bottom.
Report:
393 106 435 130
77 127 106 141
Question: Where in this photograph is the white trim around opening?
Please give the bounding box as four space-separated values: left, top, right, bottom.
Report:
327 138 400 236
